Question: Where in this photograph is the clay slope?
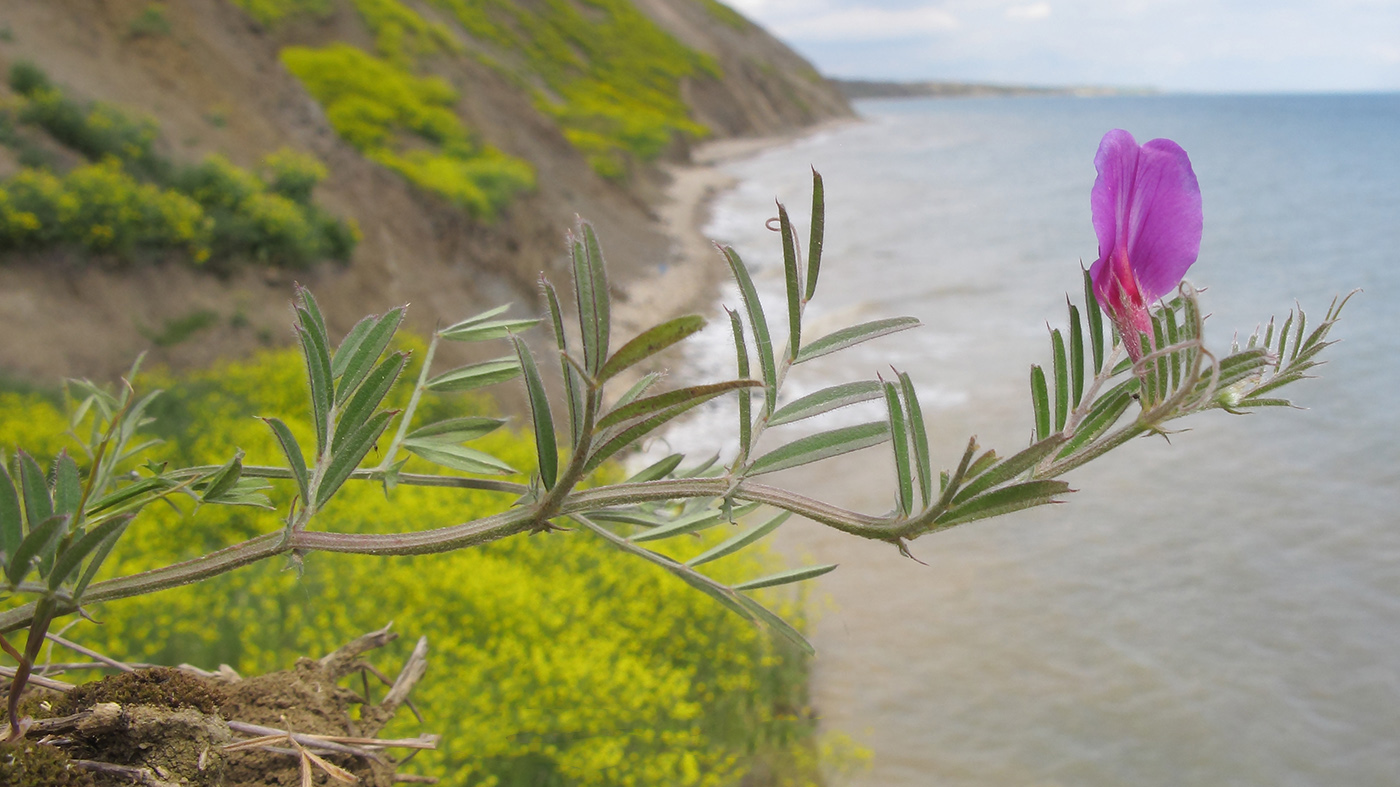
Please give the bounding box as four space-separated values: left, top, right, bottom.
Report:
0 0 851 382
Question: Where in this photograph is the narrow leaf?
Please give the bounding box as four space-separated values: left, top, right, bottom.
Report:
199 450 245 504
574 222 611 376
598 315 707 383
769 380 883 426
439 303 513 334
406 417 506 443
722 245 778 417
688 511 792 567
734 593 815 655
952 436 1066 505
805 168 825 300
542 279 585 449
334 306 405 404
625 454 684 483
440 318 540 343
426 358 521 392
296 318 333 458
1084 268 1105 373
795 317 921 363
728 308 752 456
1068 303 1085 407
330 314 376 380
48 515 130 591
403 441 518 475
734 563 837 591
52 452 82 519
628 502 759 543
1056 385 1133 459
332 352 407 452
1030 365 1050 441
597 380 760 431
614 372 662 410
1051 329 1069 431
884 380 913 516
73 515 130 598
262 417 310 505
941 480 1071 526
897 371 933 508
314 410 396 509
778 201 803 355
18 450 52 531
748 421 890 476
512 336 557 489
7 514 68 587
586 397 727 475
0 466 21 560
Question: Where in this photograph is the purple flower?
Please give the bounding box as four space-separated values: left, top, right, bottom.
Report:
1089 129 1203 363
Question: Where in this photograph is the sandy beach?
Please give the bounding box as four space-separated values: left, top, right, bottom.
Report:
610 121 856 340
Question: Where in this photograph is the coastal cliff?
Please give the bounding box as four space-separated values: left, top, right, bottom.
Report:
0 0 852 381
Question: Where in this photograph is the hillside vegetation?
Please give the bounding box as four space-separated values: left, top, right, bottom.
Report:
0 0 850 382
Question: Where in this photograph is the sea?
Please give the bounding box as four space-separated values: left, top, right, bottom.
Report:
659 93 1400 786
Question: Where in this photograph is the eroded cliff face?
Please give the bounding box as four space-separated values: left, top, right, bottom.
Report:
0 0 851 382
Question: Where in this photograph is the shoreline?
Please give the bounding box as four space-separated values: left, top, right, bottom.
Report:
610 119 858 340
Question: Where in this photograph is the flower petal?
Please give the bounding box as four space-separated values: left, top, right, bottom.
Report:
1091 130 1203 304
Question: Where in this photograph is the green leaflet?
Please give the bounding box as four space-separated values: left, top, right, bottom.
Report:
47 516 130 592
7 514 68 587
597 315 706 383
734 563 837 591
332 352 406 453
0 465 22 561
405 417 506 444
625 453 684 483
439 318 540 343
687 511 791 567
805 168 825 301
262 417 310 506
747 421 890 476
778 201 803 355
573 221 611 376
597 380 760 431
940 480 1071 527
884 380 913 516
426 358 521 392
897 371 933 508
402 441 518 476
952 436 1066 506
314 409 396 509
768 380 883 426
1030 364 1050 441
795 317 921 363
722 245 777 415
512 336 557 490
627 502 759 543
334 306 405 405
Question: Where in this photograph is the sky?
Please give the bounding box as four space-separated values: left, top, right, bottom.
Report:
724 0 1400 93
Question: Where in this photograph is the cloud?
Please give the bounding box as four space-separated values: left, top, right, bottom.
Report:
767 4 960 41
1004 2 1052 21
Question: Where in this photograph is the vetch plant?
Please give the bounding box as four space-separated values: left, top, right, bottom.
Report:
0 153 1350 750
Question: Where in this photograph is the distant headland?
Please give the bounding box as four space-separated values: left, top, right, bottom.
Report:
831 78 1157 99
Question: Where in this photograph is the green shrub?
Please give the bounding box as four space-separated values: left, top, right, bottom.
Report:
6 60 51 96
15 88 169 182
228 0 333 27
282 44 534 219
126 4 173 39
0 345 830 786
0 159 211 259
260 147 327 203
